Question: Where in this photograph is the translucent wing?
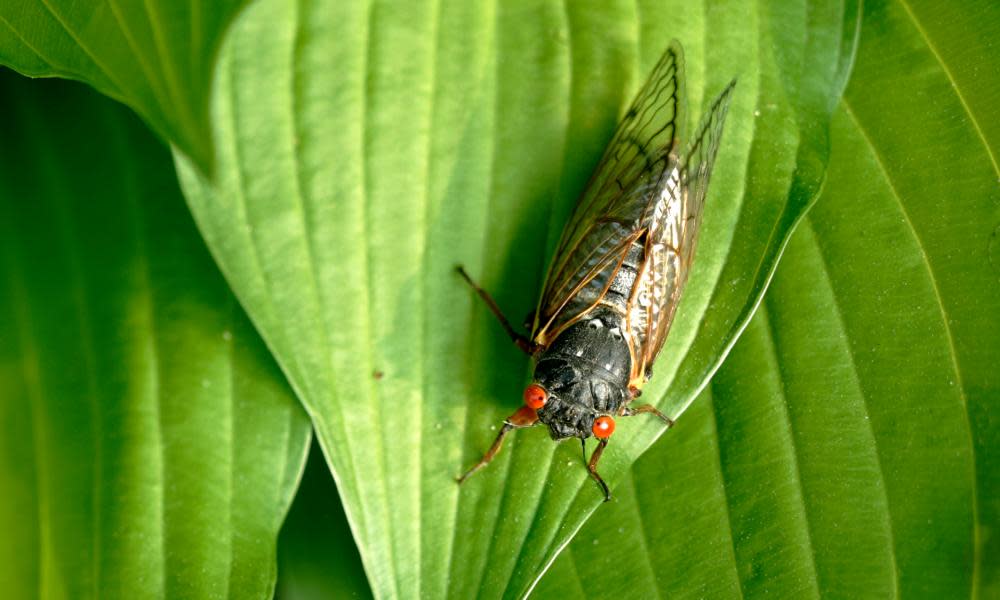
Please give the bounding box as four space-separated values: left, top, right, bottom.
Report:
627 79 736 383
532 41 686 345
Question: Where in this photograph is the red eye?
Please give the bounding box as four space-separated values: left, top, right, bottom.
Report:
592 416 616 438
523 384 547 409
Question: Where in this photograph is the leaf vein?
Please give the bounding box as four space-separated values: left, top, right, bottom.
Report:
1 217 52 598
419 0 442 597
222 300 236 600
0 15 55 71
35 0 125 95
804 216 901 598
895 0 999 177
841 100 980 589
360 2 401 597
706 388 746 600
142 0 197 141
122 136 168 599
759 303 822 597
629 475 664 600
105 0 173 125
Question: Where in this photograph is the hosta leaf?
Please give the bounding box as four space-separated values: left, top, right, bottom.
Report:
539 0 1000 596
175 0 858 596
0 0 247 170
0 73 311 598
276 442 373 600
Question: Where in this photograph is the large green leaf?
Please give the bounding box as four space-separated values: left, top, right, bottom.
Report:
538 0 1000 596
175 0 857 596
0 0 246 170
0 72 311 598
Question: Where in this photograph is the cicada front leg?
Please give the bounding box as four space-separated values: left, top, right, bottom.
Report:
587 438 612 502
456 265 540 355
456 406 539 484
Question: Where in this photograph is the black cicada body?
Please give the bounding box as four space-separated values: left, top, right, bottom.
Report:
458 41 735 501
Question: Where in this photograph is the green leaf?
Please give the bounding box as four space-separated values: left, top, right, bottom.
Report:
538 0 1000 596
0 0 246 170
0 72 311 598
276 442 373 600
175 0 858 596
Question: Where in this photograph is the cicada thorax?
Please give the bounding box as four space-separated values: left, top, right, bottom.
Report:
533 224 653 379
530 228 658 440
531 306 632 440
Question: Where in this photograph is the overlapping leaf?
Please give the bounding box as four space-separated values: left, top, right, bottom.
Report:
175 0 859 596
0 73 311 598
0 0 247 170
540 0 1000 597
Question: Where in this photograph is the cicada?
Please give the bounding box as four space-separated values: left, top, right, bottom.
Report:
457 41 735 501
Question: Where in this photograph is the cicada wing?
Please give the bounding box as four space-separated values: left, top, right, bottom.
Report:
678 79 736 264
533 41 687 344
628 79 736 382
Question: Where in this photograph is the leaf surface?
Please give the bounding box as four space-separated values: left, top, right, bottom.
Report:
0 73 311 598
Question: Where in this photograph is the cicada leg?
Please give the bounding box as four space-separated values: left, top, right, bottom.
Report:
587 438 612 502
623 404 675 428
456 406 538 484
456 265 539 355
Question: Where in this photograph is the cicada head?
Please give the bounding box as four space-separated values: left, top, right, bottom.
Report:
527 356 627 440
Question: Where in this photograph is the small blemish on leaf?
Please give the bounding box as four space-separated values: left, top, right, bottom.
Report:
987 224 1000 281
